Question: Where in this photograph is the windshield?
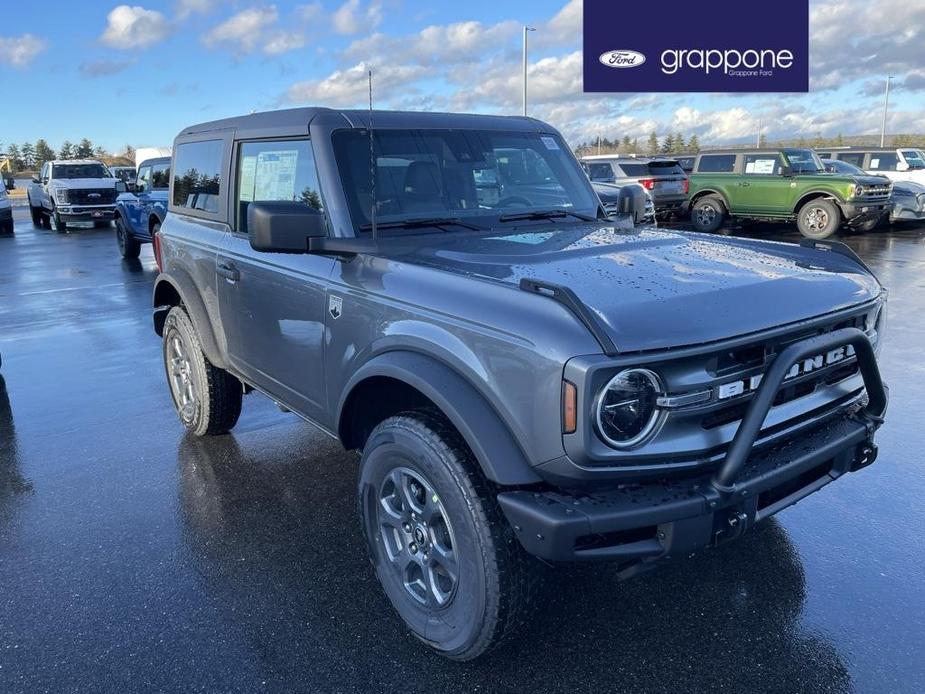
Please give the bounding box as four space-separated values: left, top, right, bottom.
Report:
332 129 598 231
52 164 110 179
825 159 865 176
782 148 825 173
901 150 925 169
111 167 136 182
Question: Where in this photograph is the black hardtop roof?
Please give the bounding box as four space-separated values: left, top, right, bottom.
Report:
814 145 914 152
695 147 812 155
178 107 553 138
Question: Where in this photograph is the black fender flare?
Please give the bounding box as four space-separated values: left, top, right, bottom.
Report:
338 351 543 485
152 271 227 369
689 188 731 212
793 190 843 213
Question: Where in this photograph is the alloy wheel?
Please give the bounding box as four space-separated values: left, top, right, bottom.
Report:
804 206 829 232
377 467 459 608
167 332 197 422
696 204 716 226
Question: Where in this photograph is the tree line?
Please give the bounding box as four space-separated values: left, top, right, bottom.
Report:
0 139 136 173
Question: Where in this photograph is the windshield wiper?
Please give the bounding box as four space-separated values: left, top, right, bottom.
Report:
358 216 485 232
497 209 597 223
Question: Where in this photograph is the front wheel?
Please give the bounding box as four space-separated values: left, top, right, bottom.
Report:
690 196 725 232
115 217 141 259
29 203 42 227
0 219 12 235
855 216 881 233
358 411 535 661
51 208 67 233
162 306 242 436
797 199 840 239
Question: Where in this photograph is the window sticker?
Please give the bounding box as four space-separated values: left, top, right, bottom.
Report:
239 155 258 202
870 158 880 169
753 159 776 174
540 136 560 150
255 150 299 201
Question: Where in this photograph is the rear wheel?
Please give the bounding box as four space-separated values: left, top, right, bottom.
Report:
358 411 535 661
690 195 725 232
855 216 881 233
797 199 840 239
162 306 242 436
115 217 141 259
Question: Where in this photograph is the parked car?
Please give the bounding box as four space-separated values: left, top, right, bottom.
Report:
823 158 924 225
0 186 12 235
153 107 888 661
27 160 123 232
580 155 688 218
114 157 170 259
817 147 925 187
675 154 696 173
108 165 137 186
687 148 892 238
590 180 656 225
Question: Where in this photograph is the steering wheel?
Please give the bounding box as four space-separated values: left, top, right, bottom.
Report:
495 196 532 208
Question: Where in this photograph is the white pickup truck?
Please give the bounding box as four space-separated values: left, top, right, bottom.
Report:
27 160 124 232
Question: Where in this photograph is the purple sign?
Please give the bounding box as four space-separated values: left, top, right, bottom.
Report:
583 0 809 93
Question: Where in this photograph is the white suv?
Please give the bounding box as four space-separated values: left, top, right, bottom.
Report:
817 147 925 187
0 186 12 235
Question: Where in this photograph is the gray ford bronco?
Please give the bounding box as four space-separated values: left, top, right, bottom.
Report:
152 108 888 660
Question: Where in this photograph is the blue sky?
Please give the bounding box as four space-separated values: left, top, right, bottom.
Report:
1 0 923 153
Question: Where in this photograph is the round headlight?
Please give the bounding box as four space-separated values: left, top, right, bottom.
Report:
595 368 664 449
854 184 864 197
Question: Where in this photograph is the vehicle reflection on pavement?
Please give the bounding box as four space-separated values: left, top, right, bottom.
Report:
176 430 849 692
0 375 33 528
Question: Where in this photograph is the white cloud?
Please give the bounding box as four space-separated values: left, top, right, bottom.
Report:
79 59 133 77
0 34 47 68
175 0 218 20
282 62 427 107
296 2 324 22
347 20 520 64
100 5 171 50
264 31 306 55
540 0 580 46
204 6 302 54
332 0 382 35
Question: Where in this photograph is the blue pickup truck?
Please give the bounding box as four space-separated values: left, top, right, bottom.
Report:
114 157 170 259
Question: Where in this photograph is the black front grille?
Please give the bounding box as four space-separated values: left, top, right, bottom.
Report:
69 188 117 205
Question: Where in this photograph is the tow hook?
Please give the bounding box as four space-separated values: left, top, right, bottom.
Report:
714 510 749 546
851 442 878 471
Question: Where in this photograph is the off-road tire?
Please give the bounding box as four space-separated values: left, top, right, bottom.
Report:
162 306 242 436
358 410 536 661
0 219 12 235
855 216 881 233
116 216 141 259
690 195 726 233
797 198 840 239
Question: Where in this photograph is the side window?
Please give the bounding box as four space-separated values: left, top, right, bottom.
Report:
151 163 170 190
696 154 736 173
837 153 866 167
41 163 49 180
587 163 615 182
868 153 899 171
743 154 780 175
136 166 152 193
172 140 223 212
235 139 323 234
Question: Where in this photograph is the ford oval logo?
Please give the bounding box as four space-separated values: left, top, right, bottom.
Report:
599 50 646 69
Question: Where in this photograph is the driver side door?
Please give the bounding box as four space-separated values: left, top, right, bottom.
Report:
216 138 335 425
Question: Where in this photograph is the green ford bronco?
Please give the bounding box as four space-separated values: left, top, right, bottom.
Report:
687 147 892 239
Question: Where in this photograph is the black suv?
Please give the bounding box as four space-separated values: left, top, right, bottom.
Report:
152 108 888 660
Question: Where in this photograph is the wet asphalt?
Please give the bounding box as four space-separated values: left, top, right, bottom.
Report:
0 207 923 693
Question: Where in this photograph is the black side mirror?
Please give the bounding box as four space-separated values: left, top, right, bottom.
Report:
31 176 40 184
248 201 326 253
780 165 793 177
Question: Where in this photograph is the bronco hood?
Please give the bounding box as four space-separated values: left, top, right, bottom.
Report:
385 224 882 352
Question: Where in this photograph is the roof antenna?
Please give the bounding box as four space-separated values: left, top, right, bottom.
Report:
368 68 377 241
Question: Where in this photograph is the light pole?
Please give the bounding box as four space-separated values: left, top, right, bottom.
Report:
756 119 762 149
880 75 893 147
522 26 535 117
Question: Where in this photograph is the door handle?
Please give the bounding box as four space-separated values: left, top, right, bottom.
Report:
740 181 750 187
217 262 240 282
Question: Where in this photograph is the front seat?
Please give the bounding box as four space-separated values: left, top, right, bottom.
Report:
401 161 446 214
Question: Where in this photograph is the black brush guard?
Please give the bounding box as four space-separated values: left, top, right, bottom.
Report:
498 327 887 565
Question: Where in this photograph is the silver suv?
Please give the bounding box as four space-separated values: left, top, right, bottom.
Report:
581 155 688 217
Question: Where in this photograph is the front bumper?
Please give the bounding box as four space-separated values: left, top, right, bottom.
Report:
890 199 925 222
840 200 890 225
57 205 116 222
500 327 887 568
